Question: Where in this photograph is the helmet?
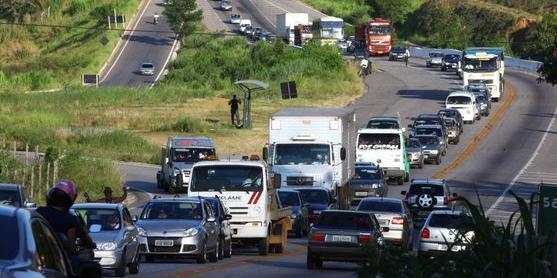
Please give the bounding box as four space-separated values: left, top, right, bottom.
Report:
46 180 78 210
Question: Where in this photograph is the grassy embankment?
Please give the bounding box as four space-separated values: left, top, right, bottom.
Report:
0 0 141 92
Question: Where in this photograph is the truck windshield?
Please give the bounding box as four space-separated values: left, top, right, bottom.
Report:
0 190 21 207
447 96 471 105
463 57 498 72
190 166 263 192
274 144 330 165
357 133 400 150
368 26 390 36
172 148 215 163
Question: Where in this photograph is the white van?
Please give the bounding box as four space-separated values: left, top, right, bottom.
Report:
445 91 480 123
239 19 252 33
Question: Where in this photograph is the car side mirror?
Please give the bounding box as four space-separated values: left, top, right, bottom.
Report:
382 227 390 233
89 224 102 233
24 199 37 208
273 173 281 189
223 214 232 220
132 215 138 222
207 217 216 222
262 146 268 162
401 191 407 196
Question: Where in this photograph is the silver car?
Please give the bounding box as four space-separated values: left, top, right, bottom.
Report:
418 210 474 257
72 203 140 277
426 52 443 67
356 197 414 250
230 14 241 24
406 137 424 169
220 0 232 11
136 196 219 264
139 62 155 75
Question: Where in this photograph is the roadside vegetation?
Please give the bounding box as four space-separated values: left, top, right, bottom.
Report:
0 0 141 92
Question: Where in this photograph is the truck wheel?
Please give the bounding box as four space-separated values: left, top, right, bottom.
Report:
397 177 404 185
156 175 162 189
295 223 303 238
217 238 224 260
224 239 232 258
404 173 410 182
258 236 269 256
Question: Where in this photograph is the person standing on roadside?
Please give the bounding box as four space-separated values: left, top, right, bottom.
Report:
404 47 410 67
228 95 241 125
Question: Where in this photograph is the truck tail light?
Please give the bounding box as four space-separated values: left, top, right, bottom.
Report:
358 234 371 243
421 228 430 239
391 216 404 225
311 232 325 241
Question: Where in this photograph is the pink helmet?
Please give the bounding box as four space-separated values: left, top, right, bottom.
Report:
53 179 78 201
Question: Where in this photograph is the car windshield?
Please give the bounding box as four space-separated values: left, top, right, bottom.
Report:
317 212 372 230
274 144 330 165
358 200 402 213
429 213 472 229
416 136 438 146
141 202 202 220
366 119 399 129
297 189 329 204
407 139 421 148
391 47 405 53
447 96 471 105
409 184 444 196
429 53 443 57
172 148 215 163
414 117 442 126
463 57 498 72
0 190 21 207
444 55 459 61
438 110 457 118
190 165 263 192
415 127 442 137
142 64 153 68
444 119 456 127
74 208 121 231
278 191 301 207
231 14 240 18
0 214 19 260
354 167 382 179
358 133 400 150
477 96 487 102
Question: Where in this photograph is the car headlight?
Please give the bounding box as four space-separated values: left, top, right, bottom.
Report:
291 214 297 219
371 183 381 189
184 227 199 237
138 227 147 237
97 241 117 251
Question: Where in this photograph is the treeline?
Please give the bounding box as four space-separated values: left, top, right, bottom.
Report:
482 0 554 13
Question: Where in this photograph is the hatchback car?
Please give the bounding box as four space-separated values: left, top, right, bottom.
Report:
441 54 460 71
349 162 387 207
307 210 385 269
401 179 456 222
139 63 155 75
295 188 333 226
410 114 446 130
426 52 444 67
0 183 36 208
466 82 491 100
406 137 424 169
437 109 463 134
476 94 491 117
136 196 219 264
414 135 443 165
72 203 140 276
443 118 461 144
419 210 474 257
202 197 233 259
414 124 448 153
389 46 407 61
366 116 401 129
229 14 241 24
357 197 413 249
220 0 232 11
278 189 308 238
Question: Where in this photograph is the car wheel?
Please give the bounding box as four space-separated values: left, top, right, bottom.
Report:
196 241 208 264
258 235 269 256
224 239 232 258
209 240 218 263
295 222 303 238
128 249 140 274
306 252 322 269
435 156 441 165
144 255 155 263
217 238 224 260
454 137 460 144
418 159 423 169
485 110 490 117
115 251 126 277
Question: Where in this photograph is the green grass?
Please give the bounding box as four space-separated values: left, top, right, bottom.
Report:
299 0 373 24
0 0 141 92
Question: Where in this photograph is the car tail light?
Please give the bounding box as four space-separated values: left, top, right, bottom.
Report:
311 232 325 241
421 228 430 239
358 234 371 243
391 216 404 225
444 197 449 205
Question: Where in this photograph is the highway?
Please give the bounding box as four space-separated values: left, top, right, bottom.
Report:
108 0 557 277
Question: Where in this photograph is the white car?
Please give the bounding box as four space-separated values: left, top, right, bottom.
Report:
445 91 480 124
230 14 241 24
139 63 155 75
418 210 474 257
220 0 232 11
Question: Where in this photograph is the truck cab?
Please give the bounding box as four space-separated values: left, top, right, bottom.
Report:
157 137 216 193
461 48 504 102
187 158 291 255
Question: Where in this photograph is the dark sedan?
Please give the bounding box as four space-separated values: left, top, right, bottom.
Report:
0 183 36 208
414 135 444 165
306 210 385 268
441 54 460 71
349 162 387 207
438 108 463 133
278 189 308 238
295 188 333 226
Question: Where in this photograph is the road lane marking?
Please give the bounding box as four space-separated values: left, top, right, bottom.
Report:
99 0 153 83
486 107 557 216
432 81 516 179
151 34 179 88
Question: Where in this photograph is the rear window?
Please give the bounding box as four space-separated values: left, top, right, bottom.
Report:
142 64 153 68
357 201 402 213
0 214 19 260
415 127 442 137
358 133 401 150
366 120 399 129
429 214 472 229
409 184 444 196
317 212 372 230
447 96 471 105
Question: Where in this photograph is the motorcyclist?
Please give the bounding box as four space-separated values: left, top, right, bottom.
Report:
360 57 370 76
154 12 160 24
37 180 101 277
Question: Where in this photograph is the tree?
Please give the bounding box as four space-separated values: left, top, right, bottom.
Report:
163 0 203 42
534 12 557 86
0 0 39 23
372 0 418 26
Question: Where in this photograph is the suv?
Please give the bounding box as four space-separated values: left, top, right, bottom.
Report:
0 184 36 208
437 109 463 134
401 179 456 222
414 124 448 153
366 116 401 129
413 135 444 165
441 54 460 71
349 162 387 207
389 46 407 61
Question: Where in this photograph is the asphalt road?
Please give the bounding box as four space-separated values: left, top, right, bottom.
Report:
99 0 177 87
110 0 557 277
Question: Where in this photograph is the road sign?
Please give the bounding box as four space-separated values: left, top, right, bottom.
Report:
81 74 99 87
537 183 557 235
280 81 297 99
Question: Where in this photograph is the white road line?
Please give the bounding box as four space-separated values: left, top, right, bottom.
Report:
261 0 288 13
248 0 277 28
99 0 153 83
151 35 179 88
486 108 557 216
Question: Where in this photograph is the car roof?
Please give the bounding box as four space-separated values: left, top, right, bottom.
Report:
411 179 445 186
295 188 328 192
415 124 443 129
448 91 474 97
321 209 370 215
416 114 440 119
0 184 21 191
72 203 122 210
148 196 203 203
428 210 467 216
368 116 398 121
359 197 401 203
413 134 438 138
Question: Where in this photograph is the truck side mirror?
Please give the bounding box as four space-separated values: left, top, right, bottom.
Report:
340 147 346 161
262 147 268 162
273 174 281 189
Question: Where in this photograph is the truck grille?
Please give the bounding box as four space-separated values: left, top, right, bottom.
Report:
286 176 314 186
147 237 182 253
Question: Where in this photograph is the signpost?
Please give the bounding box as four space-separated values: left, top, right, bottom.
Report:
233 80 269 129
537 183 557 236
81 74 99 87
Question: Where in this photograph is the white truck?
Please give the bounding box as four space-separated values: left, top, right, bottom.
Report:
239 19 252 34
265 108 356 208
461 48 505 102
187 158 292 255
156 137 216 193
319 16 344 46
276 13 313 45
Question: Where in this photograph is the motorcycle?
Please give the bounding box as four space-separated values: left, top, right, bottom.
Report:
154 14 160 24
358 57 371 77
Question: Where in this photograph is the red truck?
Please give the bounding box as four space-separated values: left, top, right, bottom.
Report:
366 18 392 56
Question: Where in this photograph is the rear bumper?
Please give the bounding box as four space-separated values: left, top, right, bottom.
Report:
383 229 404 243
383 168 405 178
419 241 467 254
308 246 368 262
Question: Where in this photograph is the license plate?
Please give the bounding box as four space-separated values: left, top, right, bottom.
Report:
154 240 174 247
330 235 353 242
355 191 367 197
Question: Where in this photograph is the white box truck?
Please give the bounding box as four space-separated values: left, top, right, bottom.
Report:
276 13 311 45
265 108 356 208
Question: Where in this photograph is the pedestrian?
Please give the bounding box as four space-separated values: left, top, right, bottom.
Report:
84 186 128 204
228 94 241 125
405 47 410 67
